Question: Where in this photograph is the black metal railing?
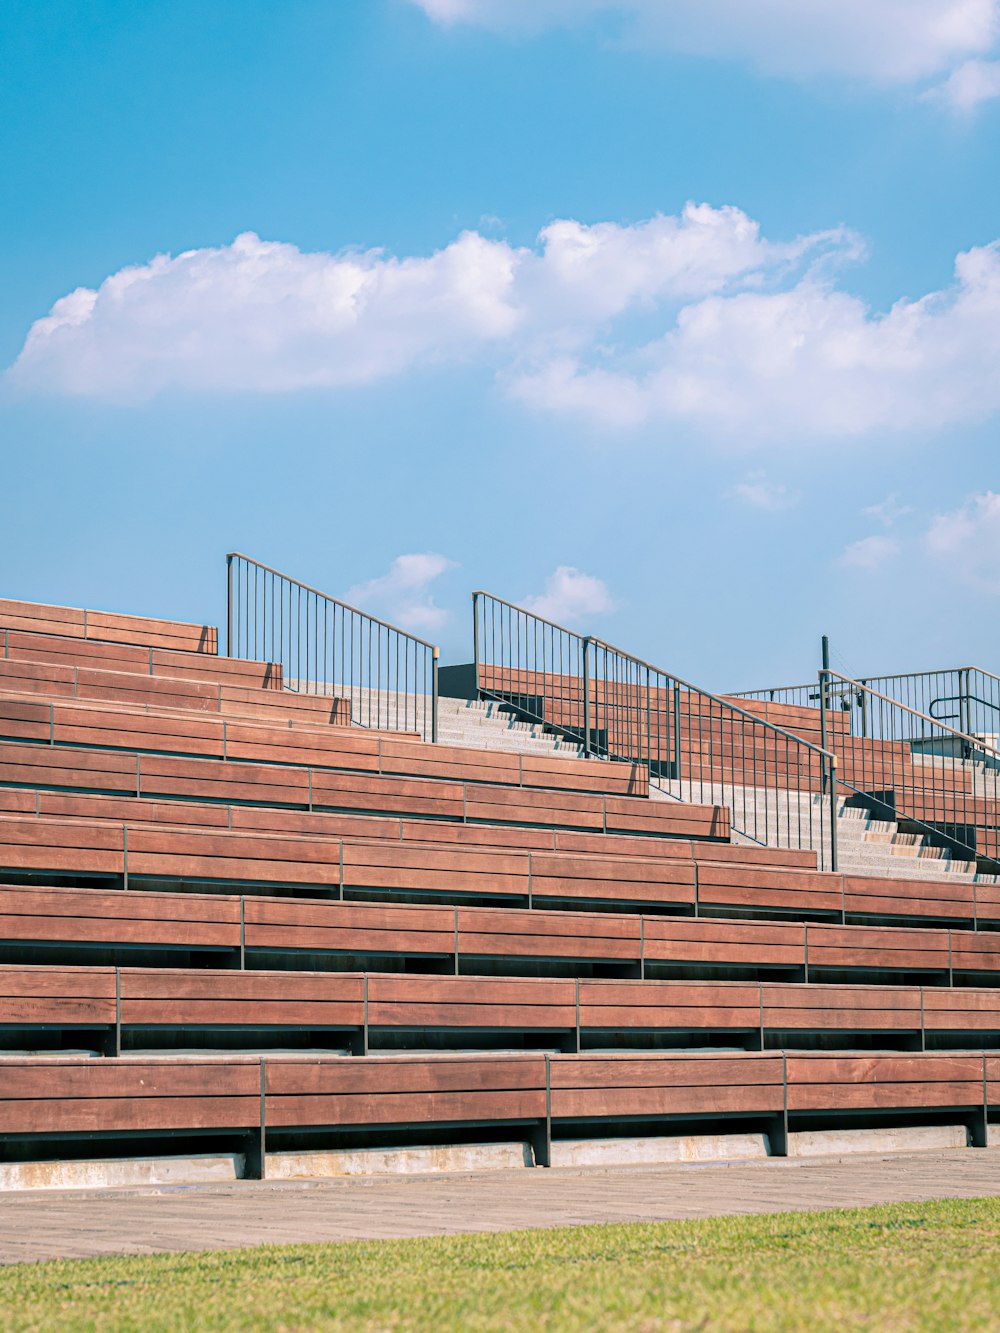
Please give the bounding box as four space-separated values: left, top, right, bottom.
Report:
472 591 838 869
735 665 1000 746
819 669 1000 872
227 553 439 741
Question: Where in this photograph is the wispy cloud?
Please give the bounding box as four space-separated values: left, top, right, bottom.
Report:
925 57 1000 111
839 535 900 570
925 491 1000 591
346 552 458 634
729 470 801 511
863 493 913 527
408 0 1000 94
521 567 615 625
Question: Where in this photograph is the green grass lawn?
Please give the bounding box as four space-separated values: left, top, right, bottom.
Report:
2 1197 999 1332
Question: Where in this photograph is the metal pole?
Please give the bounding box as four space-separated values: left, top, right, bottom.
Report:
819 634 830 760
431 646 439 744
226 554 234 659
582 637 592 758
819 634 837 871
673 681 681 782
472 593 481 700
645 668 652 785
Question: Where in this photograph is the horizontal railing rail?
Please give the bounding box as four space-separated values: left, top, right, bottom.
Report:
820 668 1000 871
227 553 439 742
472 590 838 869
734 666 1000 744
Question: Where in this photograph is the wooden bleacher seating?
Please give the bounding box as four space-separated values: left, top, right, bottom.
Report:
0 594 999 1181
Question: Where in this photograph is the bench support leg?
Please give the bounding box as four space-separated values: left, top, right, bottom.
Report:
244 1128 265 1180
530 1118 551 1169
768 1112 789 1158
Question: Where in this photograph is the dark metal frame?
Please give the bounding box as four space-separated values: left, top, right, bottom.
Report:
227 552 439 742
735 662 1000 745
734 645 1000 873
471 591 839 869
820 668 1000 873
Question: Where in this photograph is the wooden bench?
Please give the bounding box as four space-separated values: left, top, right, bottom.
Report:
785 1052 991 1121
17 969 992 1056
0 738 726 843
0 1049 994 1166
264 1053 547 1140
0 659 350 726
0 813 707 912
695 862 844 919
0 765 810 875
0 1056 260 1138
0 697 665 806
2 807 998 929
0 597 217 654
3 628 281 689
0 884 241 958
4 879 1000 989
0 964 116 1032
843 874 977 927
548 1051 785 1122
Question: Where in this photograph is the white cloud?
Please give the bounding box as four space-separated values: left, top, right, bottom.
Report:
729 470 800 511
927 56 1000 109
521 567 616 624
510 238 1000 438
408 0 1000 89
864 493 913 527
925 491 1000 590
839 535 900 570
346 552 458 635
9 230 521 398
10 205 1000 447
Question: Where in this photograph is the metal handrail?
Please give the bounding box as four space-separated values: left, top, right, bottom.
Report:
735 663 1000 747
228 552 439 650
472 590 838 869
824 670 999 758
821 668 1000 872
227 553 439 742
473 592 833 757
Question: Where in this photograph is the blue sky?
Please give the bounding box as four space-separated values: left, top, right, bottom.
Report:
2 0 1000 690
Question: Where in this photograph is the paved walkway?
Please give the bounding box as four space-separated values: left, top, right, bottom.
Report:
3 1148 1000 1265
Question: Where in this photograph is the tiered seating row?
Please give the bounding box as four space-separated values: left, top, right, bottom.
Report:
4 884 1000 983
0 696 660 803
2 628 281 690
7 965 1000 1056
0 787 804 872
0 808 995 923
1 1051 994 1169
0 739 723 842
0 597 218 654
0 659 350 726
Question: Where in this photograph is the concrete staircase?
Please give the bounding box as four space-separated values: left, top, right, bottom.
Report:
435 697 586 755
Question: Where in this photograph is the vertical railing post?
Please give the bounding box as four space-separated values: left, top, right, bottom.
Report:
672 681 681 783
819 634 830 777
431 646 439 744
961 667 972 739
582 637 592 758
472 593 481 700
828 753 839 872
645 667 653 786
226 554 234 659
819 634 833 867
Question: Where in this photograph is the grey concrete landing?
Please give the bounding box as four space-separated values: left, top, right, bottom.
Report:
4 1148 1000 1265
